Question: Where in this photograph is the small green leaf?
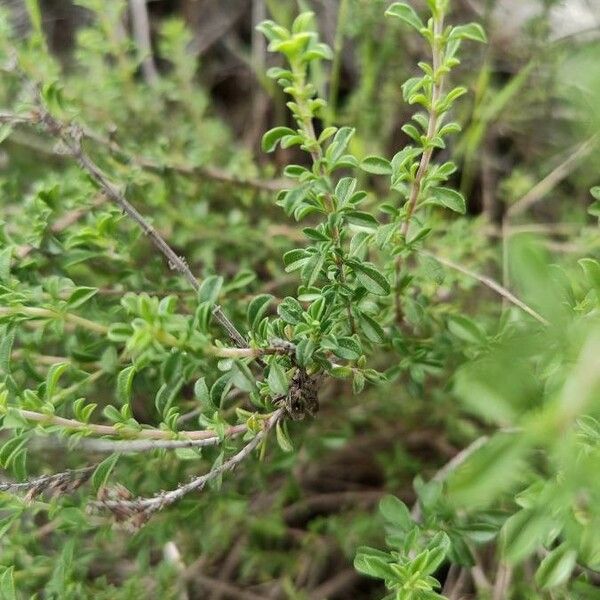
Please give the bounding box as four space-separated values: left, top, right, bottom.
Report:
430 187 466 214
66 287 98 309
275 421 293 452
379 495 412 530
247 294 273 330
579 258 600 295
447 315 486 345
535 544 577 590
116 366 136 405
210 373 232 409
45 362 69 402
335 177 357 204
358 312 385 343
268 361 288 396
450 23 487 43
591 186 600 200
283 248 310 272
261 127 297 152
91 453 120 494
102 405 123 423
278 297 304 325
385 2 424 31
194 377 213 410
344 211 379 230
198 275 223 305
155 379 183 417
354 548 397 580
301 252 326 287
329 336 362 361
350 261 391 296
256 20 289 44
329 127 355 163
360 155 392 175
502 509 552 563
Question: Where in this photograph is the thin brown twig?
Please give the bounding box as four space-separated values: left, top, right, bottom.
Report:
91 409 283 516
128 0 159 86
34 108 250 350
309 569 361 600
420 250 550 325
0 464 96 500
411 435 490 521
507 133 600 217
192 573 265 600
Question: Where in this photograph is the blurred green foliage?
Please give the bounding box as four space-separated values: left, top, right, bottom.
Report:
0 0 599 598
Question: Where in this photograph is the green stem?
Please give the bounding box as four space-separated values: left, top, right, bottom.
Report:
327 0 350 127
394 10 446 323
0 306 109 335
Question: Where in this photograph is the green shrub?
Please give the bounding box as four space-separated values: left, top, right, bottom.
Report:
0 0 599 597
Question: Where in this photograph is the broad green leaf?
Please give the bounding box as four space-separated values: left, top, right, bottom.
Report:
329 127 355 163
447 433 529 507
301 251 326 287
335 177 357 204
231 361 257 394
360 155 392 175
447 315 486 345
501 509 553 563
344 210 379 230
450 23 487 43
385 3 424 31
430 187 466 214
358 312 386 344
278 297 304 325
276 421 293 452
197 275 223 305
247 294 273 330
0 123 14 146
102 405 122 423
155 381 181 417
350 261 391 296
535 544 577 589
379 495 412 530
0 434 28 468
354 548 397 581
256 20 289 44
324 336 362 361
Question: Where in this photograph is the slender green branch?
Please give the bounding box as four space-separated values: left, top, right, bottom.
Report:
10 407 249 441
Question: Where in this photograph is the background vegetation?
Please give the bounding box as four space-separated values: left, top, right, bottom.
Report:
0 0 599 598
